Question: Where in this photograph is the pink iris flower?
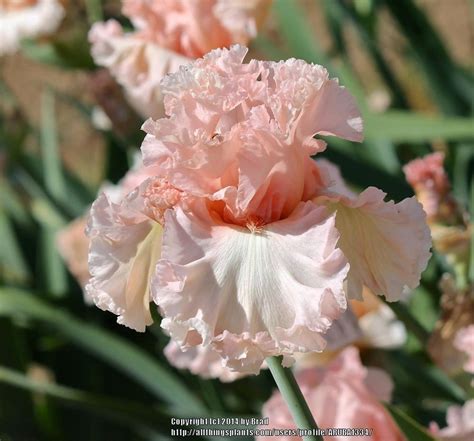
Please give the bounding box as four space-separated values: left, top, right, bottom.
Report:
257 346 405 441
88 0 271 119
86 46 431 374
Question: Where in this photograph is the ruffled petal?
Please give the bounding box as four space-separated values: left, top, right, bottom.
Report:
403 152 450 219
89 20 190 119
152 200 349 374
333 188 431 301
164 340 243 382
122 0 267 58
264 58 363 148
86 187 163 332
216 106 327 224
430 400 474 441
316 159 357 199
314 161 431 301
141 46 362 225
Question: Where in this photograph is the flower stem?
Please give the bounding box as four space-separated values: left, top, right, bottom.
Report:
266 356 323 441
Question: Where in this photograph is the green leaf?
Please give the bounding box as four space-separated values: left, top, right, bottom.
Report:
20 151 94 218
382 0 472 115
253 36 289 61
385 301 430 346
38 226 67 297
40 89 65 202
38 91 69 296
14 169 66 228
324 0 409 109
384 404 436 441
85 0 104 24
21 38 94 70
273 0 366 105
273 0 329 64
452 144 474 208
407 286 438 334
384 350 466 404
0 288 205 415
469 174 474 283
0 179 32 227
0 209 30 284
21 40 69 68
365 112 474 143
0 365 168 434
273 1 407 173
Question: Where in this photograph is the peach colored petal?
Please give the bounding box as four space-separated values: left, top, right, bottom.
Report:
89 20 190 119
314 161 431 301
316 159 357 199
258 347 404 441
152 200 349 374
293 307 363 369
86 194 159 332
121 0 231 56
264 58 363 148
403 152 450 219
90 0 270 117
142 46 362 224
365 367 394 403
141 46 264 201
86 178 177 331
118 157 162 196
56 216 90 288
454 325 474 374
332 188 431 301
403 152 448 191
164 340 243 382
215 107 328 224
122 0 267 58
430 400 474 441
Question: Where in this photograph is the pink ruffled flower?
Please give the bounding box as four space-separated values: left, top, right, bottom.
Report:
89 20 190 119
88 0 270 118
430 400 474 441
454 325 474 374
258 347 405 441
146 46 429 372
87 46 431 373
122 0 268 57
164 340 243 382
403 152 450 220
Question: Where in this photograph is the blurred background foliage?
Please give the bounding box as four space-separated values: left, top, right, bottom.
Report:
0 0 473 440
